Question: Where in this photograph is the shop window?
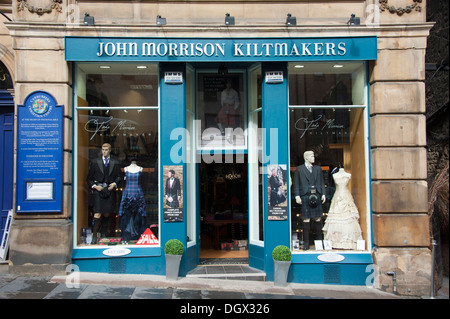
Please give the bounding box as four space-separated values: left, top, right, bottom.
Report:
288 62 369 253
75 63 159 247
289 62 365 106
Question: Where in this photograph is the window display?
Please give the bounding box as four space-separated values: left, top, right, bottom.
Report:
293 151 326 250
322 168 363 250
75 63 159 247
289 62 368 252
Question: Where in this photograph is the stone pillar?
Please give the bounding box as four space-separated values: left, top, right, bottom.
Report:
7 2 72 275
370 0 432 296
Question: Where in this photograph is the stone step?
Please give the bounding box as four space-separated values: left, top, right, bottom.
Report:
187 265 266 281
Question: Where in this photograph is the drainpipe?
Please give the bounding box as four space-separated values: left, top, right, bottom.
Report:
431 240 437 299
386 270 397 295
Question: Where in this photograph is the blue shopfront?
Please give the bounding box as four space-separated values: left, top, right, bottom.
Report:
65 36 377 285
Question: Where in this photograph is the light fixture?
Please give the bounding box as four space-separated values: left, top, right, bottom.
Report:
286 13 296 26
218 63 228 75
84 12 94 25
333 64 344 68
225 13 235 25
136 65 148 69
99 65 111 69
347 13 360 26
156 15 166 25
294 64 304 68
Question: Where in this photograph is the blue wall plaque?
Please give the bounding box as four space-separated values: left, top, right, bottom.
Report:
16 91 63 213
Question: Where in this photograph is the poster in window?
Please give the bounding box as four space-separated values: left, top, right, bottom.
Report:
267 164 288 220
163 165 183 222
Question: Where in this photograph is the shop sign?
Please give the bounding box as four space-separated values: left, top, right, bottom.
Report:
16 91 63 213
65 37 377 62
102 247 131 257
317 253 345 263
136 228 159 245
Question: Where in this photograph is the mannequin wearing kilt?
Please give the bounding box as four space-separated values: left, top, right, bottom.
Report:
294 151 326 250
86 143 122 244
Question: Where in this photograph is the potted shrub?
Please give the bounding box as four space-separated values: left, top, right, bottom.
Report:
164 239 184 280
272 245 292 287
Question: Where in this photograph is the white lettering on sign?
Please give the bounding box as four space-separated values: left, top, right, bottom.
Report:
136 228 159 245
97 41 347 58
102 248 131 257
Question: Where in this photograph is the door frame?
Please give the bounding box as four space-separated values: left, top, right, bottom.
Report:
186 64 265 269
0 112 14 241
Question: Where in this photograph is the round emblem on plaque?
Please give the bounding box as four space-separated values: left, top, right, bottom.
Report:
31 98 49 115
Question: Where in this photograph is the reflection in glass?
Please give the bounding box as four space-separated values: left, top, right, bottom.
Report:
197 73 246 148
77 63 159 108
288 62 365 106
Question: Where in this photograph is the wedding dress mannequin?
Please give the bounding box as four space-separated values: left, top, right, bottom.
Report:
322 168 363 249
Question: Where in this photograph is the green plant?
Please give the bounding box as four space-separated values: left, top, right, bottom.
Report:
164 239 185 255
272 245 292 261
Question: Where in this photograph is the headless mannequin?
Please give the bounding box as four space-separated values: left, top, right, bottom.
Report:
295 151 326 250
125 161 142 173
120 161 144 242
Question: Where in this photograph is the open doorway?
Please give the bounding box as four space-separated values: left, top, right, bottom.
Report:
199 155 249 262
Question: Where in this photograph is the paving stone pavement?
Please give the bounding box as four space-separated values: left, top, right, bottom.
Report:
0 273 319 299
0 272 447 300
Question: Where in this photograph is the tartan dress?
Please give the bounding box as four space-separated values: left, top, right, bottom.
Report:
119 168 146 241
118 169 146 217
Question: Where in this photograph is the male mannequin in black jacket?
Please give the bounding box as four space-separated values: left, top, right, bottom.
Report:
86 143 122 243
293 151 326 250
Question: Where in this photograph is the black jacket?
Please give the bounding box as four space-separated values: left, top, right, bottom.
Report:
293 164 326 197
86 156 122 189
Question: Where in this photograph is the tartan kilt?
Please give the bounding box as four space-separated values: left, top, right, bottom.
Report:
300 195 323 219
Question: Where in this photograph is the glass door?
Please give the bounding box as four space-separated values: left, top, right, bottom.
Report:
186 64 199 269
247 64 265 270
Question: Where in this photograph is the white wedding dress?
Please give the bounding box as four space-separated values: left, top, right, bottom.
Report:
322 169 363 249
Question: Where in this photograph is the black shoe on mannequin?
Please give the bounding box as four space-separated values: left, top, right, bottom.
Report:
92 218 101 244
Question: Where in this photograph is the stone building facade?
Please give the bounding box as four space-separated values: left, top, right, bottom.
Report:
0 0 435 297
